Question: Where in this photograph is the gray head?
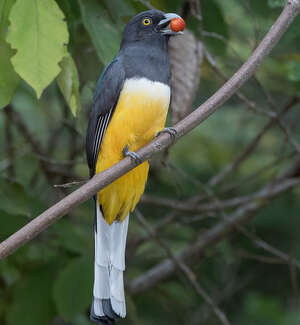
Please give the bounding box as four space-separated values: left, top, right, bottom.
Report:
120 9 185 49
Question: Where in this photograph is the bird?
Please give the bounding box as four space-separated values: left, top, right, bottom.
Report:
86 9 185 324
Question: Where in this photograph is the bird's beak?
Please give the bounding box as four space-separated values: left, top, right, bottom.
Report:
158 13 185 35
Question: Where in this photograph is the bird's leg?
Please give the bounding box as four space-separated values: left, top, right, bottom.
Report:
122 145 142 165
156 127 178 141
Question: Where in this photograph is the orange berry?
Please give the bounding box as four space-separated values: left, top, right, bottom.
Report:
170 17 186 32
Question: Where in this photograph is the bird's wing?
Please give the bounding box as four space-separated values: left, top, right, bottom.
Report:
86 58 125 176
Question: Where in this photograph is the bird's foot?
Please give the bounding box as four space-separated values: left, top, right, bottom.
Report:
123 145 142 165
156 127 178 141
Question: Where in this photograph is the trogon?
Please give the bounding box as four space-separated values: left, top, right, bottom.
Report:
86 9 185 324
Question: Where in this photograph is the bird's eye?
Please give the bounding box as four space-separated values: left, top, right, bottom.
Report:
142 18 151 26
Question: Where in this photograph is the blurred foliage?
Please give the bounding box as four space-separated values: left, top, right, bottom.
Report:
1 0 300 324
6 0 69 98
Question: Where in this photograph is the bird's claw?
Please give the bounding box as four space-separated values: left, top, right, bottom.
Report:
123 145 142 165
156 127 178 141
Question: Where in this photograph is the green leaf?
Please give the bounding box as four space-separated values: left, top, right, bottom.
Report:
0 0 18 108
57 53 81 116
0 39 19 108
7 266 56 325
0 0 16 37
53 256 93 320
78 0 121 65
287 61 300 82
6 0 69 98
56 0 81 40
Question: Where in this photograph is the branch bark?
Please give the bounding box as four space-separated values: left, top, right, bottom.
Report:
0 0 299 260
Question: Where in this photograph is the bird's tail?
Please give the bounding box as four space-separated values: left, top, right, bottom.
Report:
90 199 129 324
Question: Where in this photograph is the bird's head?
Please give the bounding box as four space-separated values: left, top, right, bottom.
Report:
121 10 185 47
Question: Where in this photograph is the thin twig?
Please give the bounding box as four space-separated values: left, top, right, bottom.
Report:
53 180 87 188
239 227 300 270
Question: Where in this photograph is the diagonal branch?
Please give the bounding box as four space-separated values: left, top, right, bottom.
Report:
128 177 300 295
0 0 299 260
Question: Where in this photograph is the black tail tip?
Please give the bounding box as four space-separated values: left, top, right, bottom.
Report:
90 313 115 325
90 299 119 324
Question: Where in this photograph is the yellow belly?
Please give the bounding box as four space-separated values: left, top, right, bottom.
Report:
96 78 170 224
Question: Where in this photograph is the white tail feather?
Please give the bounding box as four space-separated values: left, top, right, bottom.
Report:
93 203 129 318
93 297 104 316
93 262 110 298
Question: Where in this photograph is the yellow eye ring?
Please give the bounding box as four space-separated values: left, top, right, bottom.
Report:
142 18 151 26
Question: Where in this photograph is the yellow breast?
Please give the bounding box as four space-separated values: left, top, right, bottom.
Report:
96 78 170 224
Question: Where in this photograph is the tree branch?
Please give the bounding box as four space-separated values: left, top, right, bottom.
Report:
142 175 300 213
0 1 299 260
128 177 300 295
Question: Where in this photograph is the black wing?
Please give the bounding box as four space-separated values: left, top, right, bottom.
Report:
86 58 125 176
